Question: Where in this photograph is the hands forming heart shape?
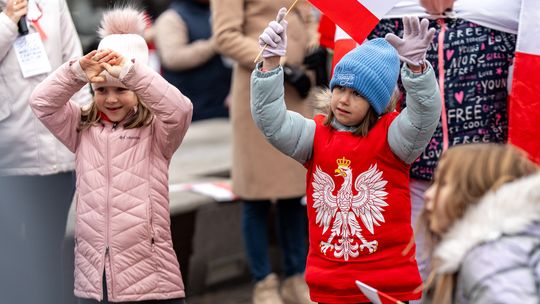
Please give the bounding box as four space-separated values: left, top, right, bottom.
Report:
79 49 125 84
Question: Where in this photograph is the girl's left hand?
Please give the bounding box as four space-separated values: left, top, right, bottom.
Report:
96 49 125 78
385 16 435 67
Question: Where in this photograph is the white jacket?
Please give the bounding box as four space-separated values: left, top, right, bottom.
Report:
386 0 520 34
0 0 91 176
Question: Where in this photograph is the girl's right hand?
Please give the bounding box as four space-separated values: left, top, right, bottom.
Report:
97 50 125 79
79 50 108 83
5 0 27 24
259 7 288 58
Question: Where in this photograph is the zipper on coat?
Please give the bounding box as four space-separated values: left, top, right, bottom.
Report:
101 246 109 301
104 128 116 299
101 246 115 300
107 246 115 299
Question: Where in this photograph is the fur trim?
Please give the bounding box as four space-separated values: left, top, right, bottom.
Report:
98 7 147 38
310 87 399 116
434 171 540 273
310 87 331 116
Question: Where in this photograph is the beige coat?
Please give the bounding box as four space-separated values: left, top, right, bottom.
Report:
211 0 315 199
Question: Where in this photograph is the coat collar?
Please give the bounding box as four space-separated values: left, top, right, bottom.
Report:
434 171 540 273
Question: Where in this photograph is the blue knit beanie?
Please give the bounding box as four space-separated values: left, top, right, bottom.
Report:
329 38 400 115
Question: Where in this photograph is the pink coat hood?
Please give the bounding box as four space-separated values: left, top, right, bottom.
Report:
30 59 193 301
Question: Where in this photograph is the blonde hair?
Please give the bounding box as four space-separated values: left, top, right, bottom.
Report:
313 87 400 136
78 95 153 131
419 143 538 303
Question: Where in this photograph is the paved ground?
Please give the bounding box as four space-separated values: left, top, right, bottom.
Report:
186 280 252 304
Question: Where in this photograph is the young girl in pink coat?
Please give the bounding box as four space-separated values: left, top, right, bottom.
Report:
30 7 192 303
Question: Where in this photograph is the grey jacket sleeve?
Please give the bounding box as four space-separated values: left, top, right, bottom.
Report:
458 239 540 304
250 64 315 164
388 61 441 164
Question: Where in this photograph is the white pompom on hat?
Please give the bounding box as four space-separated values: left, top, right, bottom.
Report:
92 7 149 89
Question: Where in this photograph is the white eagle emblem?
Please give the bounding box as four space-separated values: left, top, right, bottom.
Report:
312 157 388 260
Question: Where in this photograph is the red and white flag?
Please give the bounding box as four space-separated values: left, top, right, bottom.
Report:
356 280 406 304
308 0 401 44
508 0 540 164
331 26 358 74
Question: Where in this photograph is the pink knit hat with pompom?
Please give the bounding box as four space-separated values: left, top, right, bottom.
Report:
92 7 148 89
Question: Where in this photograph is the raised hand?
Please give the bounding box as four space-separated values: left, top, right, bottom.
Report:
79 49 125 83
79 50 106 83
258 7 288 58
96 50 125 78
385 16 435 67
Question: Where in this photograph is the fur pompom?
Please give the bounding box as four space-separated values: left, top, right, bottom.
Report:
98 7 147 38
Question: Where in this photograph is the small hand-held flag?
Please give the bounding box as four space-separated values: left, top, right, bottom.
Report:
307 0 401 44
356 280 406 304
253 0 300 63
332 26 357 75
309 0 401 74
508 0 540 164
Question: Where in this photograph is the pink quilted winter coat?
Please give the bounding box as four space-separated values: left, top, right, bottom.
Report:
30 60 193 302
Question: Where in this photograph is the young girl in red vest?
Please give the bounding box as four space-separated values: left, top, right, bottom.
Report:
30 7 192 303
251 8 440 303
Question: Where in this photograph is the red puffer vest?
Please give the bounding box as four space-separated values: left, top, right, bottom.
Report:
303 114 421 303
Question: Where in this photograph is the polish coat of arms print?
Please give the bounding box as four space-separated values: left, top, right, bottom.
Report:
312 157 388 260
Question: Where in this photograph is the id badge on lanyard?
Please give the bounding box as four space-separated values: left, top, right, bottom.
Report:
13 0 51 78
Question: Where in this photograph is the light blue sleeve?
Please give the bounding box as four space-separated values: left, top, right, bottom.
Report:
388 61 442 164
250 64 315 164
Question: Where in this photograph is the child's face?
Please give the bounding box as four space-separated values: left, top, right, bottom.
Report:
330 86 370 127
94 86 138 122
424 176 453 236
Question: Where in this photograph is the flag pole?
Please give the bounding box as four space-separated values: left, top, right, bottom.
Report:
253 0 300 63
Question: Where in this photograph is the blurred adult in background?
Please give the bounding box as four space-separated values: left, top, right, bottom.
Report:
66 0 107 53
154 0 231 121
67 0 169 54
369 0 519 284
141 0 170 21
0 0 91 303
211 0 317 303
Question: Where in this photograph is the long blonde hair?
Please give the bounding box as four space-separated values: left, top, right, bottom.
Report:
313 87 400 136
78 95 153 131
419 143 538 303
